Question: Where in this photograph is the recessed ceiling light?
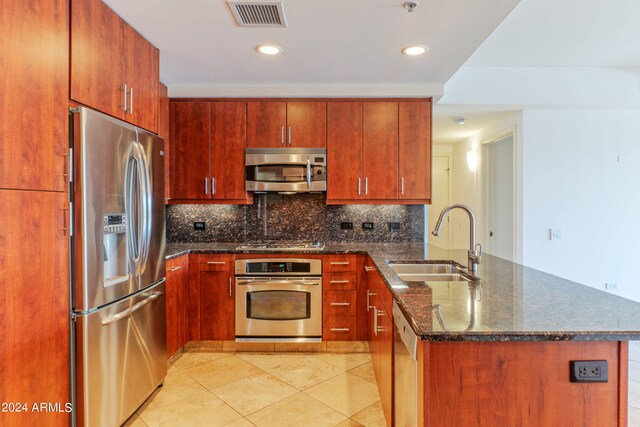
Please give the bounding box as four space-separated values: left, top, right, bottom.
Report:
256 44 283 55
453 116 466 125
402 45 429 56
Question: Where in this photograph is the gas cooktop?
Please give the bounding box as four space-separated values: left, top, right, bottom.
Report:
235 240 325 252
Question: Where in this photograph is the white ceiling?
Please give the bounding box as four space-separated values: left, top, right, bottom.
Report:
102 0 520 97
432 106 518 145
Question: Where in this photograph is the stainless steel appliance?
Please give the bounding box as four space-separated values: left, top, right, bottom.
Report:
235 240 325 252
235 258 322 342
70 107 167 427
245 148 326 193
393 300 419 427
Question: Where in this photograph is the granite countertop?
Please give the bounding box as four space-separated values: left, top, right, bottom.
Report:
165 242 640 342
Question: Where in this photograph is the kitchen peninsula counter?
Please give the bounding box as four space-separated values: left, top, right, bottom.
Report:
166 242 640 342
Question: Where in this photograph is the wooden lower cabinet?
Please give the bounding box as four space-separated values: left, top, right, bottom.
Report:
198 255 235 340
166 255 189 358
421 340 627 426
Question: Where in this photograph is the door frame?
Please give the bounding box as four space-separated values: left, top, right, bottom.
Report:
481 130 518 263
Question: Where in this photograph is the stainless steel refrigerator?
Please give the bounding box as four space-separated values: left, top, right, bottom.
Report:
70 107 167 427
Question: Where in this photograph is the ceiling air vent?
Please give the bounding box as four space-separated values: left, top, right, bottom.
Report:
228 2 287 27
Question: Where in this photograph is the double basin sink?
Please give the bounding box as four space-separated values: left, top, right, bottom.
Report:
389 261 478 283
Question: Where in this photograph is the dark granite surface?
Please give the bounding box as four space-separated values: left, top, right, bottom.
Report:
166 193 424 243
165 242 640 342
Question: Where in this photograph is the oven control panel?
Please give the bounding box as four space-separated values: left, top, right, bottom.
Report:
236 259 322 276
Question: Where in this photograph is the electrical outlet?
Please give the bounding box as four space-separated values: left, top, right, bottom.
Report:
362 222 374 230
549 229 562 240
194 222 206 231
340 222 354 230
388 222 400 231
570 360 608 383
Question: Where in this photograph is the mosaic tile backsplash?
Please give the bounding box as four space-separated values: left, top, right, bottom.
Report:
166 194 424 243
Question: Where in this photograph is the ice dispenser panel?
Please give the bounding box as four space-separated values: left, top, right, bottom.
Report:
103 213 128 287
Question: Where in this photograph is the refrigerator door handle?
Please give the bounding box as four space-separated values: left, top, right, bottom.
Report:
136 140 152 274
101 290 163 326
125 144 140 276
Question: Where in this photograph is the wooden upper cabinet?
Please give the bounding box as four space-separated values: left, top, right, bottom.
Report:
399 101 431 201
211 102 249 201
71 0 159 133
363 102 398 200
247 101 287 147
247 101 326 147
287 101 327 147
1 0 68 192
71 0 125 119
123 24 159 133
172 102 211 200
327 102 363 201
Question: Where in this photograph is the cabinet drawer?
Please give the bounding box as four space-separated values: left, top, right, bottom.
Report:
323 316 357 341
324 255 357 272
324 272 357 290
323 290 357 316
199 255 232 271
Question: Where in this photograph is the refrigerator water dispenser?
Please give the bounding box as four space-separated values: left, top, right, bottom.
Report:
103 213 128 287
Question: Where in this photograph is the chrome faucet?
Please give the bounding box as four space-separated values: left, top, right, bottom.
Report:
432 204 482 274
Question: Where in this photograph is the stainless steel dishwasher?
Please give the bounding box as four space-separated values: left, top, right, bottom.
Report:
393 300 419 427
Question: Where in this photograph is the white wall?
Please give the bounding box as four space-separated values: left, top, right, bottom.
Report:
521 109 640 302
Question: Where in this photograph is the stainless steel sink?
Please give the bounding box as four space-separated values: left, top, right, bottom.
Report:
389 262 476 282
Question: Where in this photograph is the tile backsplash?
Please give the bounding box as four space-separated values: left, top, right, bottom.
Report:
166 194 424 243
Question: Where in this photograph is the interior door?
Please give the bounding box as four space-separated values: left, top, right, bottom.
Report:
327 102 363 201
487 135 514 261
363 102 398 199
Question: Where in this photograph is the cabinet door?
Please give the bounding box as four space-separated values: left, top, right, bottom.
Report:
286 101 327 147
70 0 124 119
211 102 248 201
363 102 398 200
159 83 170 199
326 102 363 202
166 256 187 358
399 101 431 200
0 190 69 427
172 102 211 200
199 255 234 340
247 101 286 147
123 24 159 133
1 0 68 192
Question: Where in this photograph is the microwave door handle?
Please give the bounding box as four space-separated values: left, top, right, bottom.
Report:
306 158 311 189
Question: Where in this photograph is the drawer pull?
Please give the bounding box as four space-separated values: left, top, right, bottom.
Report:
330 262 350 265
330 328 350 332
206 261 227 265
329 280 350 284
330 302 350 306
364 266 375 272
169 266 182 272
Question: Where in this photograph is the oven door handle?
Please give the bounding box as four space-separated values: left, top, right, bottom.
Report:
236 279 321 286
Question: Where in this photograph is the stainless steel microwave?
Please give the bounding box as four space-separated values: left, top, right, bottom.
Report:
245 148 327 193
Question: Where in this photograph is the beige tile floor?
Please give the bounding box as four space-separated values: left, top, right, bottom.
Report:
125 343 640 427
126 352 385 427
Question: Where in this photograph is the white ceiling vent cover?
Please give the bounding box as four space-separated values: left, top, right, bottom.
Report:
228 2 287 27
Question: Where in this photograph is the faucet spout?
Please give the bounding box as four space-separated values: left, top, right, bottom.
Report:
431 203 482 274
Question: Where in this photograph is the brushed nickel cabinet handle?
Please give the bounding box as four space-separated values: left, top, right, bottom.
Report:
364 266 375 272
401 176 405 195
329 280 350 284
358 177 361 195
281 126 285 145
365 177 368 195
169 266 182 272
330 328 350 332
204 177 208 195
229 276 232 297
212 176 216 195
367 290 377 311
330 262 350 265
330 302 350 306
373 306 378 336
288 126 292 145
206 261 227 265
121 83 128 112
129 86 134 115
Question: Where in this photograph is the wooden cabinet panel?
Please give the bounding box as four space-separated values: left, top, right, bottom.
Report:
426 341 623 427
71 0 124 119
172 102 211 200
198 255 234 340
247 101 286 147
363 102 398 200
211 102 249 201
159 83 170 199
399 101 431 200
166 255 188 358
0 190 69 427
1 0 69 192
323 291 357 316
326 102 362 201
323 316 357 341
324 272 357 291
286 101 326 147
123 24 159 133
324 255 358 272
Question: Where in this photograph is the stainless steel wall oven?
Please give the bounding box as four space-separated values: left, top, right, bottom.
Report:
235 259 322 342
